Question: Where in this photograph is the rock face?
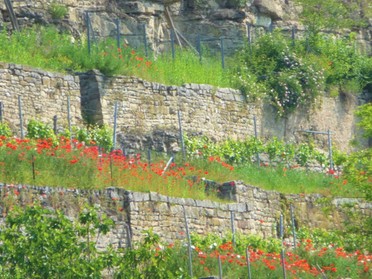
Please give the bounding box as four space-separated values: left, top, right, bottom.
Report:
1 0 370 55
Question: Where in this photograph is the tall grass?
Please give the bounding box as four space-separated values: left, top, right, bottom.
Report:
0 26 230 87
0 136 359 199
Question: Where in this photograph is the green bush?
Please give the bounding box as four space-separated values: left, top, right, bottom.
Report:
26 119 57 142
232 31 324 116
49 3 68 20
0 122 12 137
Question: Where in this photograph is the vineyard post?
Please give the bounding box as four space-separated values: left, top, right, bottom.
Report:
280 214 287 279
0 101 3 122
147 148 151 170
182 205 193 278
253 115 260 166
32 154 35 180
67 96 72 147
290 204 297 248
247 23 252 47
291 25 296 47
327 129 333 170
86 12 91 55
246 248 252 279
230 210 236 246
171 29 175 60
53 115 57 135
197 34 202 63
220 36 225 69
177 110 186 161
143 24 148 57
18 95 24 139
218 255 223 279
116 18 120 49
113 101 118 150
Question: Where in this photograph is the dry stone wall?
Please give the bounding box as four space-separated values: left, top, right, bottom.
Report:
82 70 361 151
0 62 363 151
0 62 83 133
0 182 370 245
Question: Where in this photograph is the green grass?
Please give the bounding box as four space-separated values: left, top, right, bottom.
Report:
0 26 231 88
0 137 359 200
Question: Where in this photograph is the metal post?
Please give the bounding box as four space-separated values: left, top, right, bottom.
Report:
290 204 297 248
328 129 333 170
177 110 186 161
110 154 113 184
197 35 202 63
280 214 287 279
230 211 236 246
18 95 24 139
147 148 151 170
182 205 193 278
291 25 296 47
171 29 175 60
247 23 251 46
0 102 3 122
113 101 118 151
53 115 57 135
161 155 174 176
67 96 72 147
220 36 225 69
246 248 252 279
253 115 260 166
218 255 223 279
32 154 35 180
86 12 91 55
116 18 121 50
143 24 148 57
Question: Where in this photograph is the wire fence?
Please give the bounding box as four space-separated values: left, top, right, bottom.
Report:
85 11 360 70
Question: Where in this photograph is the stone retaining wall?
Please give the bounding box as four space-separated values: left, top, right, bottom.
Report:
0 63 83 132
1 182 370 246
0 62 363 151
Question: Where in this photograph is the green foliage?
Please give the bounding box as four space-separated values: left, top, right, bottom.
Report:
0 122 12 137
73 125 113 151
0 205 114 278
113 230 185 279
232 31 324 116
356 103 372 138
294 0 370 33
49 2 68 20
27 119 57 143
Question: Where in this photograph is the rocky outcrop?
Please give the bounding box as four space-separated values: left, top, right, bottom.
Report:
0 0 370 55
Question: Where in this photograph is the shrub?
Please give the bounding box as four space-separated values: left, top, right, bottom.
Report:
49 2 68 20
0 122 12 137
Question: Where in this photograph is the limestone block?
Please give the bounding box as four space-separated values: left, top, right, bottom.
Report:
253 0 284 20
